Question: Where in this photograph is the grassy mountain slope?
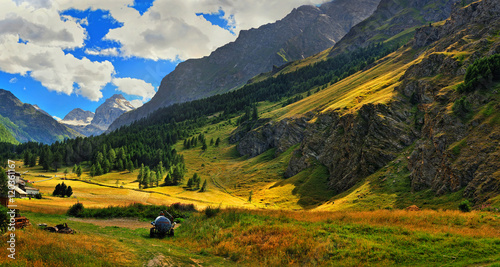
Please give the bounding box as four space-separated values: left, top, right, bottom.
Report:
0 89 81 144
0 117 18 144
231 0 500 209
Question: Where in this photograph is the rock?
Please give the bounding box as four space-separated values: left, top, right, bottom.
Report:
406 205 420 211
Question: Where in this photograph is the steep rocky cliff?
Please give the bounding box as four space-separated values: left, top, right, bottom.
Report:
234 0 500 202
108 0 381 132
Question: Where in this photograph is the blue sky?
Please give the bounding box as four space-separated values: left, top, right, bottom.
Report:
0 0 327 120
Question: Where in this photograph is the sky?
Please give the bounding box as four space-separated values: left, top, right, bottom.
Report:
0 0 329 120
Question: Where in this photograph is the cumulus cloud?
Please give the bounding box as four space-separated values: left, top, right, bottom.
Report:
58 0 329 61
85 47 119 57
112 77 156 101
0 0 114 101
0 34 115 101
0 0 331 101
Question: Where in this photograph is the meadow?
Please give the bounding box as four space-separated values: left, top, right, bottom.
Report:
0 207 499 266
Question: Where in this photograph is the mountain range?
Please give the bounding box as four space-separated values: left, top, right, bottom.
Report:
61 94 135 137
0 89 81 144
1 0 499 206
108 0 381 132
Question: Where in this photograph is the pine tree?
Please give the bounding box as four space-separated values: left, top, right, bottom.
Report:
89 165 96 178
143 167 151 188
210 138 214 146
117 159 124 171
126 160 134 173
248 190 253 202
187 177 193 189
103 159 111 174
252 105 258 120
96 163 103 176
63 168 68 179
72 164 77 173
29 153 37 167
215 137 220 147
52 152 62 172
155 171 160 187
108 148 116 167
164 173 172 186
200 180 207 192
65 186 73 197
96 152 104 166
195 176 201 189
172 165 184 185
53 183 61 196
76 165 82 178
23 151 31 166
60 182 67 196
202 141 207 151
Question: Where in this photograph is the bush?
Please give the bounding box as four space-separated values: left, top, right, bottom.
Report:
67 203 84 217
0 205 8 232
204 206 220 218
452 96 471 118
66 202 194 220
459 200 472 212
34 193 42 199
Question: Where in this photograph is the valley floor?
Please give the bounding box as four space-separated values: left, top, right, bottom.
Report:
0 208 499 266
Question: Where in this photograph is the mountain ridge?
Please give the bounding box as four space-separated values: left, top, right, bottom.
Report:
61 94 135 137
0 89 81 144
108 0 381 132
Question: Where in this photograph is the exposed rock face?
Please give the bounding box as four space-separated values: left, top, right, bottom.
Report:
62 94 134 137
413 0 500 49
330 0 458 57
236 104 417 193
108 0 381 132
234 117 310 158
0 89 81 144
92 94 135 130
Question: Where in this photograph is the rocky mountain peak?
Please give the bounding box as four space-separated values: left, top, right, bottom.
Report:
61 108 95 126
107 0 381 132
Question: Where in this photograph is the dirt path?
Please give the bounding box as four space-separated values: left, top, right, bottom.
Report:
68 218 150 229
68 217 182 230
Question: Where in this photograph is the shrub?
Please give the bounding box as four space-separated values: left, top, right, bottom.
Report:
67 203 84 217
459 200 472 212
452 96 471 118
0 205 8 232
34 193 42 199
204 206 220 218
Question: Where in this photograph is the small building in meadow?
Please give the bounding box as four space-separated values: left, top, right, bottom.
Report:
25 187 40 197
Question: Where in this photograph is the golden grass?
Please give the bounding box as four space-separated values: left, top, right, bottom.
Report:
246 209 500 238
274 49 418 121
0 227 137 266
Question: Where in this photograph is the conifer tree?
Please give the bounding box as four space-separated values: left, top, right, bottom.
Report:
200 180 207 192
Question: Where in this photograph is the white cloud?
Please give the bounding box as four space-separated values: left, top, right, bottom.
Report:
0 0 331 101
53 116 62 121
0 0 114 101
129 99 144 108
85 47 119 57
57 0 329 61
9 77 17 83
112 77 156 101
